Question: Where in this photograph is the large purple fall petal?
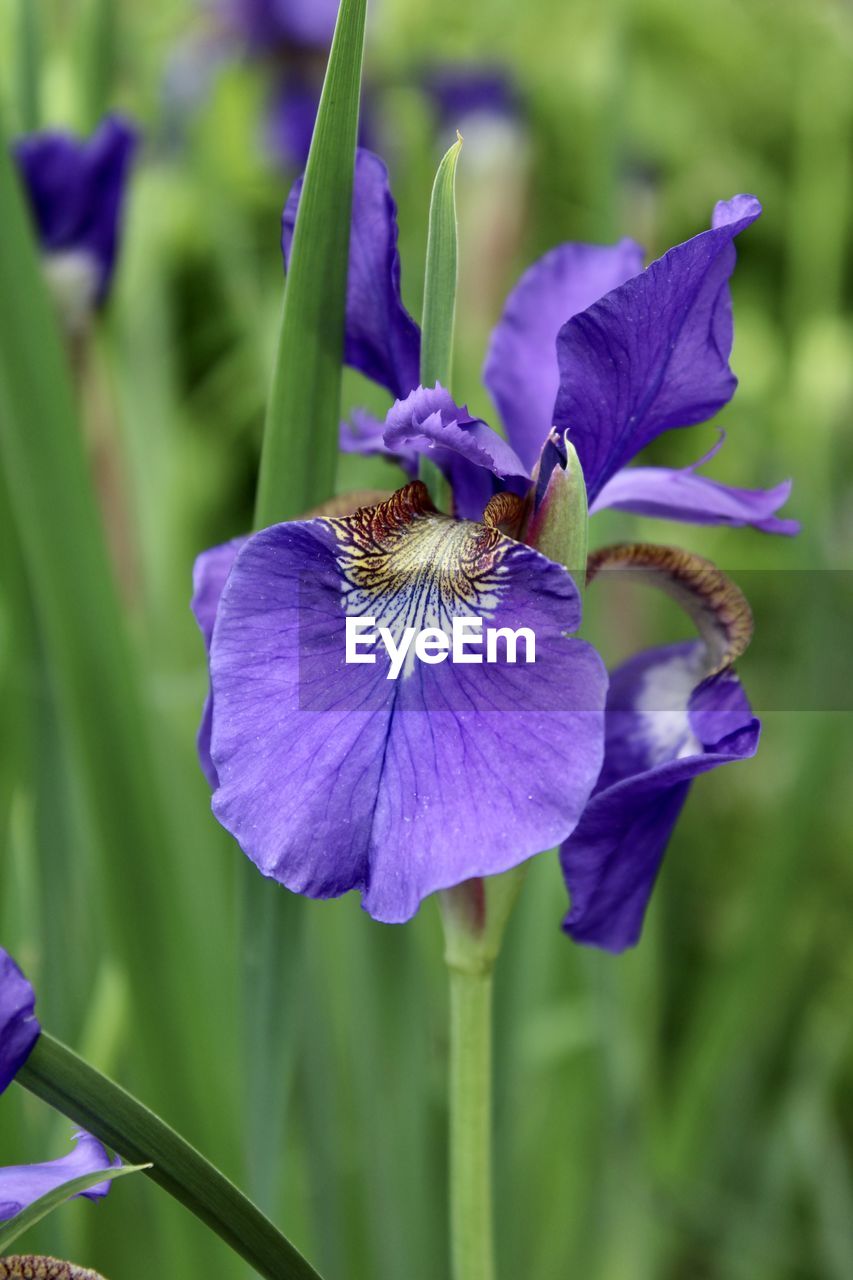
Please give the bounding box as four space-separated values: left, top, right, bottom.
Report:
384 385 530 519
592 464 799 535
0 1133 118 1223
14 116 137 305
0 947 40 1095
283 149 422 400
191 537 247 788
560 641 759 952
209 483 607 923
483 240 645 471
554 196 762 503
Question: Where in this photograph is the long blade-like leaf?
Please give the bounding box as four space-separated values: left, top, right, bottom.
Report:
0 109 221 1128
18 1035 324 1280
419 133 463 510
254 0 368 526
0 1164 148 1253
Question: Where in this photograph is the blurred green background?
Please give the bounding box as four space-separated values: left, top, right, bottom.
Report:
1 0 851 1277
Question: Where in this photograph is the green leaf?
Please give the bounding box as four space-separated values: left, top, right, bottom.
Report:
255 0 368 527
0 107 223 1129
14 0 41 132
419 133 463 511
75 0 117 131
18 1034 324 1280
0 1163 148 1253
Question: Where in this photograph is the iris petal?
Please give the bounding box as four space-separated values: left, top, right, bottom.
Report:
554 196 761 502
282 149 421 400
483 240 645 470
209 483 607 923
0 947 40 1095
0 1133 118 1223
560 643 759 952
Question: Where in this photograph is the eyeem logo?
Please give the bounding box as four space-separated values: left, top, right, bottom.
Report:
346 617 536 681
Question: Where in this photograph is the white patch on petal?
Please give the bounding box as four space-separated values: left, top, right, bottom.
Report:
42 250 100 334
635 649 706 766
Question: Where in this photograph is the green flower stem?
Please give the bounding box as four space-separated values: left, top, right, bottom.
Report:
441 869 525 1280
17 1034 324 1280
447 964 495 1280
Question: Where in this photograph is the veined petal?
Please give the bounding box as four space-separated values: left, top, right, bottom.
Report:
560 643 759 952
191 538 248 788
483 240 644 470
0 1133 118 1223
209 483 607 924
383 384 530 520
592 463 799 535
282 149 421 400
554 196 762 502
0 947 40 1095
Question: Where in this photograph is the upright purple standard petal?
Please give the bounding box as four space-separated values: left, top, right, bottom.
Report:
554 196 762 503
14 116 138 305
209 483 607 924
483 240 645 471
283 149 422 399
560 642 760 952
191 537 247 787
0 947 40 1095
592 465 799 535
0 1133 118 1223
384 385 530 519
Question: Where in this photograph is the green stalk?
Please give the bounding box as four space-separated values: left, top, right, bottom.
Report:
441 871 524 1280
15 0 41 132
419 134 463 512
448 967 495 1280
17 1034 323 1280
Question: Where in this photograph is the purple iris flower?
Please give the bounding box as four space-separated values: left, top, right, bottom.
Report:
0 1133 118 1223
0 947 40 1095
13 116 137 313
192 151 787 943
284 152 796 536
420 65 520 133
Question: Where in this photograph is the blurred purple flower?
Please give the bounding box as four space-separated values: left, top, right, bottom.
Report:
288 151 796 534
420 64 520 132
221 0 340 53
13 116 137 312
0 1132 118 1223
0 947 40 1095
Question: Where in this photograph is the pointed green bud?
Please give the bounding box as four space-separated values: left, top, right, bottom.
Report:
523 431 589 600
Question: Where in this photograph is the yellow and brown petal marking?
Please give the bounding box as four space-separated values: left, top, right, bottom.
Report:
324 482 514 649
586 542 753 674
0 1259 107 1280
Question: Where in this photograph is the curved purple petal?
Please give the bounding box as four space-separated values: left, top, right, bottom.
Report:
340 408 418 476
14 116 138 304
0 947 40 1095
191 538 248 788
0 1133 119 1223
209 484 607 924
554 196 762 503
483 240 645 471
591 465 799 535
384 385 530 520
560 641 760 952
283 149 422 400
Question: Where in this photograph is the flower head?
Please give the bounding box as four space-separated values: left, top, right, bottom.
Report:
13 117 137 322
